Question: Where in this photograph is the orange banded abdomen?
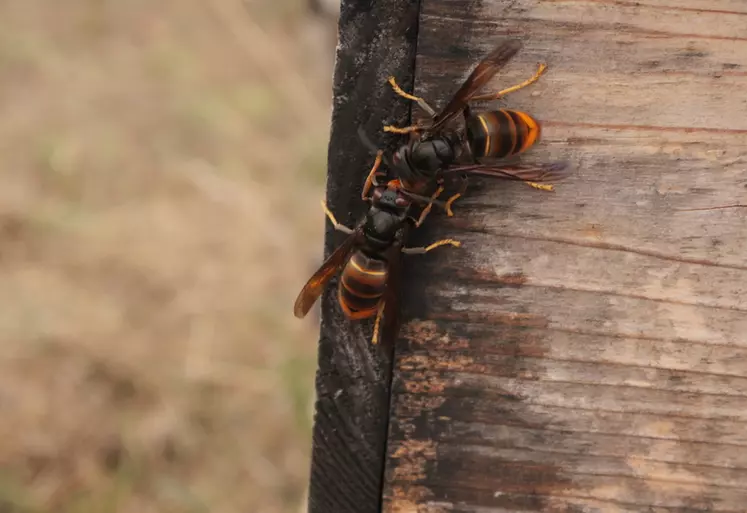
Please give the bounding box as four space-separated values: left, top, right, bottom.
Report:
338 251 388 320
465 109 541 159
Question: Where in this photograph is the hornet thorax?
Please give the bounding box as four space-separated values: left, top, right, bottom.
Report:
363 185 411 251
391 132 463 186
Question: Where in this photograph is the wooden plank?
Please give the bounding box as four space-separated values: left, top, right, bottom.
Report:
306 0 420 512
382 0 747 510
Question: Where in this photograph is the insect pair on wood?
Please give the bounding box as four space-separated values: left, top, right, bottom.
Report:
294 39 569 346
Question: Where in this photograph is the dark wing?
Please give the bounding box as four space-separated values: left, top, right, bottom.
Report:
429 39 523 132
293 229 361 318
378 240 404 347
441 161 569 183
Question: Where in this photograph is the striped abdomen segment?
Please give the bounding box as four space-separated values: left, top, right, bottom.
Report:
338 251 388 319
465 109 541 159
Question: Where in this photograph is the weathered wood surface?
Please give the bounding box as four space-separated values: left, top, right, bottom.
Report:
306 0 419 512
382 0 747 511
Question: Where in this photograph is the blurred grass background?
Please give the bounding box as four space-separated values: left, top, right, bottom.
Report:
0 0 338 511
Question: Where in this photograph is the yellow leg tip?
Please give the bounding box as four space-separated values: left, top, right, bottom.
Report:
383 124 419 134
427 238 461 251
445 193 461 217
527 182 554 192
371 303 385 345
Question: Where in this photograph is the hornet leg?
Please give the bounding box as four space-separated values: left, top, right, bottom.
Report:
402 239 461 254
525 181 554 192
321 200 354 234
471 63 548 102
383 124 423 135
361 151 383 200
444 175 469 217
412 185 445 228
371 301 385 345
382 76 434 134
387 76 436 116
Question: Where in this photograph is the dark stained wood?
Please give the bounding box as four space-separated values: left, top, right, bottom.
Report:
307 0 420 512
381 0 747 511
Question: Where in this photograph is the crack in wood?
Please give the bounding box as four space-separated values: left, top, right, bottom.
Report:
443 227 747 272
546 0 747 16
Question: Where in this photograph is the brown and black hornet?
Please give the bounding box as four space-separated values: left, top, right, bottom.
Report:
383 38 568 210
294 39 567 346
293 158 460 346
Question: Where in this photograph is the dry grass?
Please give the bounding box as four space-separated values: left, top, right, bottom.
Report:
0 1 335 512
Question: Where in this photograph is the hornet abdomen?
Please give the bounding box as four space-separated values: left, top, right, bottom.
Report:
466 109 541 159
338 251 388 319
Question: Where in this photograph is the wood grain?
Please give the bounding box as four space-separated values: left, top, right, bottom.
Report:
382 0 747 510
306 0 420 511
